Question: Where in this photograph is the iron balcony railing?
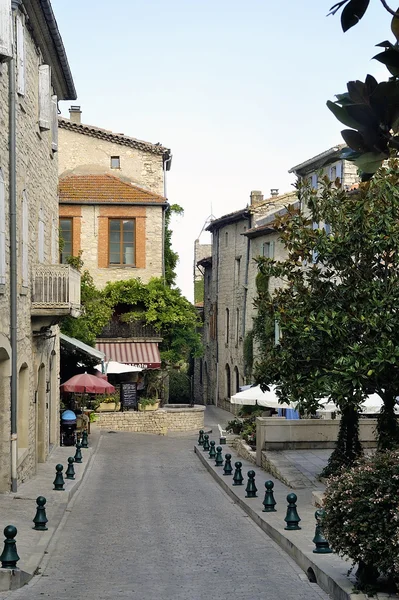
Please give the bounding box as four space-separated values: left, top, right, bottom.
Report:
98 320 161 339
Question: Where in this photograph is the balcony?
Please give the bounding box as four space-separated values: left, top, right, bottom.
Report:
31 264 81 324
98 320 162 340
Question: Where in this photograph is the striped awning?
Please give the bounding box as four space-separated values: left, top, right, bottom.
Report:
95 341 161 370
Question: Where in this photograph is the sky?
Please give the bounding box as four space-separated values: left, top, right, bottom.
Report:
52 0 391 301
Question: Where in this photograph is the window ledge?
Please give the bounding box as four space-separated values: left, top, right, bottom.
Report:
106 266 137 269
19 286 28 296
17 447 29 466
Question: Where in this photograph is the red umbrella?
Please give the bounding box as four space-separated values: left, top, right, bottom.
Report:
60 373 115 394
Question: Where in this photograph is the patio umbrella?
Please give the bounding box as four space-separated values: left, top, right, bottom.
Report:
317 394 399 415
94 361 142 375
230 385 293 409
60 373 115 394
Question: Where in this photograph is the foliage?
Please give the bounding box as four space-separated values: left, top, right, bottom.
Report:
321 406 362 477
254 161 399 472
194 278 205 304
323 450 399 591
145 370 164 399
105 277 202 364
164 204 184 287
327 1 399 179
226 418 244 435
241 419 256 447
168 370 191 403
138 397 159 407
243 330 254 381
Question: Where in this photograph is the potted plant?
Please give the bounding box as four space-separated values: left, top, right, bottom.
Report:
138 397 160 412
97 392 120 412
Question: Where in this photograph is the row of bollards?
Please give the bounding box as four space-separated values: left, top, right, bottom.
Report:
197 430 332 554
0 435 90 569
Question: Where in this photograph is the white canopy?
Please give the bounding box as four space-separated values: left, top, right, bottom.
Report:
94 361 142 375
317 393 399 415
230 385 293 409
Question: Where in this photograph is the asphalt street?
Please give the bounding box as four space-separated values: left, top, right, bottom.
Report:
2 431 330 600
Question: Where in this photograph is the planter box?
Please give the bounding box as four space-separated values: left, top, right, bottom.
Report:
97 402 120 412
138 401 160 412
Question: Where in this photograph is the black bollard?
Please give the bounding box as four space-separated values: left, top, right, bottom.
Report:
209 440 216 459
53 464 65 491
81 430 89 448
232 461 244 486
223 453 233 476
284 493 301 530
65 457 75 480
74 442 83 464
245 470 258 498
33 496 48 531
202 434 210 452
215 446 224 467
197 430 205 446
262 480 277 512
313 509 333 553
0 526 19 569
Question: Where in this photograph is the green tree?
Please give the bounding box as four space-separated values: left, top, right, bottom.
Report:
164 204 184 286
254 160 399 474
327 1 399 179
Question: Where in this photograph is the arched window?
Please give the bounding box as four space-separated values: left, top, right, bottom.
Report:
225 308 230 345
18 363 29 450
225 363 231 399
234 366 240 394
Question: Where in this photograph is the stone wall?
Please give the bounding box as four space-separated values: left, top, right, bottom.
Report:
95 406 205 433
58 126 165 196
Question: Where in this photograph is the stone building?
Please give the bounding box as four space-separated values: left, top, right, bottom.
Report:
0 0 79 491
196 146 359 411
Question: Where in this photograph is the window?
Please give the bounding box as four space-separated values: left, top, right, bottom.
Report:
21 191 28 286
235 257 241 283
263 241 275 259
312 221 319 263
225 308 230 344
110 156 120 169
234 366 240 394
235 308 240 344
38 65 51 130
16 14 25 95
310 173 318 190
225 364 231 399
225 231 228 247
59 218 73 264
0 169 5 284
329 165 337 181
109 219 135 266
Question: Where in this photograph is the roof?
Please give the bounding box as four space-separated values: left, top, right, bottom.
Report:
245 202 300 238
289 145 346 175
196 256 212 268
59 174 167 205
206 208 250 232
59 118 171 163
24 0 76 100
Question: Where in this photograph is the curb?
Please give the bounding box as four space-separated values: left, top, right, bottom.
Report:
194 446 367 600
0 431 102 592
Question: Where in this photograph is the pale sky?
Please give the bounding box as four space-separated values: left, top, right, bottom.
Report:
52 0 390 301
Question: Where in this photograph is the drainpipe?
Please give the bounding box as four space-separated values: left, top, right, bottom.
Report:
10 0 22 493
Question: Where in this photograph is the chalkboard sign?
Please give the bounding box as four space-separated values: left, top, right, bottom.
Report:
120 383 138 411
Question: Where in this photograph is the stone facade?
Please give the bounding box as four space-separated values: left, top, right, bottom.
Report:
0 2 76 490
95 406 205 433
58 110 170 289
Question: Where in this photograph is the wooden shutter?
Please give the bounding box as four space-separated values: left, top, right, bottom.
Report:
51 216 58 264
38 65 51 130
22 191 28 286
16 14 25 95
0 169 5 284
336 161 342 181
51 95 58 151
311 174 318 190
0 0 12 62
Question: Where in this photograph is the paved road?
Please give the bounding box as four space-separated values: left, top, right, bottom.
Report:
4 431 330 600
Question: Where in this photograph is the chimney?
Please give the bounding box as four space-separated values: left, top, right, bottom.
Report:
69 105 82 124
250 190 264 205
270 188 279 197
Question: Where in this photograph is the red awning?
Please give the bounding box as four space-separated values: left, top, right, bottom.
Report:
95 341 161 369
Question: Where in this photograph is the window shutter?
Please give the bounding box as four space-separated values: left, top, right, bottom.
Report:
0 0 12 62
22 191 28 286
311 174 318 190
51 216 58 264
0 169 5 284
51 95 58 151
16 14 25 95
336 161 342 181
38 65 51 130
269 241 275 259
38 207 44 263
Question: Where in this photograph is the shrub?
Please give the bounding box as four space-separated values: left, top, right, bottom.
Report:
226 419 243 435
323 450 399 591
168 370 191 403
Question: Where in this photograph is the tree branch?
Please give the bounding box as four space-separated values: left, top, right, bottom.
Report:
379 0 399 17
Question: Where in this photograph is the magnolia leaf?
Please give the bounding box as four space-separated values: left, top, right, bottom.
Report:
347 80 368 104
327 100 362 129
353 151 387 174
340 147 362 161
375 40 394 48
392 13 399 42
341 0 370 31
341 129 368 152
373 48 399 69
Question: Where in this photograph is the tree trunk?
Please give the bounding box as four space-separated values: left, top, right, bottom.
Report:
321 405 362 477
377 391 399 451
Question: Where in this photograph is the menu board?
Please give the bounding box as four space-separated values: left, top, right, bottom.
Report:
120 383 138 411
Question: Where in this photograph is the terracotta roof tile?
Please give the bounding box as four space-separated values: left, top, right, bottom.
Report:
59 174 167 204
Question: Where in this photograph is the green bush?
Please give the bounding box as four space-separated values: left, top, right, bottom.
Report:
226 419 243 435
168 370 191 403
323 450 399 591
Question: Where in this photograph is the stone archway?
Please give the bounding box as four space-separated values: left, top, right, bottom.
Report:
36 364 47 463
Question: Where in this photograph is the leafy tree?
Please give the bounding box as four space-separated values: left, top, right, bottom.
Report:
327 1 399 179
254 160 399 473
164 204 184 286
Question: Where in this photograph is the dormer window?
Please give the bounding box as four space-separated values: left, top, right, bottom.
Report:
111 156 120 169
